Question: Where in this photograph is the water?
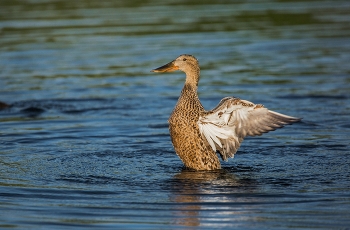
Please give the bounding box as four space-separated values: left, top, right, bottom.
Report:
1 0 350 229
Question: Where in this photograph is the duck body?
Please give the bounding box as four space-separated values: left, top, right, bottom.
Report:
168 83 221 170
152 54 300 171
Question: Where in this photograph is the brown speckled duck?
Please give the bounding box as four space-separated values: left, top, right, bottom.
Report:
152 54 300 171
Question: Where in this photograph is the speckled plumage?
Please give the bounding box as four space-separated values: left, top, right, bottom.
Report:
152 54 300 171
168 83 221 170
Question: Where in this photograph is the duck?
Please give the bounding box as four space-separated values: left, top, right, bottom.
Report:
151 54 300 171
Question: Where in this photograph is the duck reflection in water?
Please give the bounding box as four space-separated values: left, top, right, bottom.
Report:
169 168 258 227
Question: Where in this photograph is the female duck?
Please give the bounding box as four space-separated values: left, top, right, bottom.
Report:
152 54 300 171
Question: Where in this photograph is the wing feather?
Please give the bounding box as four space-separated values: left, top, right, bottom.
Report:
198 97 300 161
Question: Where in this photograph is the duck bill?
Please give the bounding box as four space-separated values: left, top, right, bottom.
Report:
151 61 179 72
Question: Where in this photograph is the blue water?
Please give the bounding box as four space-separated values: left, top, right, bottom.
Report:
1 0 350 229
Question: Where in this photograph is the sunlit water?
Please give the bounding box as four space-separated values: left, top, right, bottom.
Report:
1 0 350 229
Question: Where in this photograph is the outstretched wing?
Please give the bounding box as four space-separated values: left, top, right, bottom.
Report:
198 97 300 161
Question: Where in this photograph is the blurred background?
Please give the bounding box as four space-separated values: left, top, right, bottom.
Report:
0 0 349 229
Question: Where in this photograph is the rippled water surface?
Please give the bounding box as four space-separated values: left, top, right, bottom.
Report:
1 0 350 229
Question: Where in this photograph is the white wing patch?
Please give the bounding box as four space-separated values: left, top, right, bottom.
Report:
198 97 300 161
199 122 232 151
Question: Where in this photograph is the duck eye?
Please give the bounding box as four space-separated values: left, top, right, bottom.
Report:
183 58 187 61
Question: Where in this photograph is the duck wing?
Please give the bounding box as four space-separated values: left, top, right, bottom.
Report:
198 97 300 161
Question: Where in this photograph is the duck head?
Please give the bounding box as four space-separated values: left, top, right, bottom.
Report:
151 54 199 73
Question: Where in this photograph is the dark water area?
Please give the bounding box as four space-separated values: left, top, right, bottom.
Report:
1 0 350 229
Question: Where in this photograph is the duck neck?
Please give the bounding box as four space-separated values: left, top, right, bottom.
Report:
185 66 200 88
181 73 201 107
